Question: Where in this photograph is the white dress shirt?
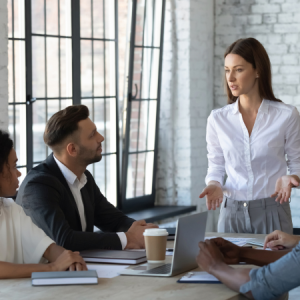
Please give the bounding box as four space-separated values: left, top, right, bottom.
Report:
54 156 127 249
0 197 54 264
205 99 300 201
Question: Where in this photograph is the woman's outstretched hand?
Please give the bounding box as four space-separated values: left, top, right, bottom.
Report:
271 175 300 204
199 181 223 210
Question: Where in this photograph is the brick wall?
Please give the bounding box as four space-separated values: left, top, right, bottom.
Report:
157 0 218 230
214 0 300 227
0 0 8 130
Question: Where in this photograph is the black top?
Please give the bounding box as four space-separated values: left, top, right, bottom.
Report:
16 154 135 251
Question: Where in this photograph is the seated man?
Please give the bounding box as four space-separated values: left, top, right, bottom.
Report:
196 230 300 300
17 105 157 251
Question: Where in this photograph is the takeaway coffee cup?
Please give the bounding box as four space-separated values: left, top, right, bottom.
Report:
143 229 168 263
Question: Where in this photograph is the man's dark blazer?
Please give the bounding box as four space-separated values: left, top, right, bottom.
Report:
16 154 135 251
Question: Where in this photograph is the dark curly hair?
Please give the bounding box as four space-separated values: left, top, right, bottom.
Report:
0 131 14 174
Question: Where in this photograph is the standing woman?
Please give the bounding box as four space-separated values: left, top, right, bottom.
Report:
200 38 300 234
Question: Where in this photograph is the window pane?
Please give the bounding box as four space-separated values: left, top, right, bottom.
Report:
104 0 115 40
137 100 148 151
143 0 153 47
81 99 93 116
94 99 105 143
141 48 151 99
105 41 116 96
13 0 25 38
145 151 154 195
129 101 139 152
33 101 46 162
94 154 117 206
32 0 45 34
46 0 58 36
149 49 159 99
32 36 45 98
14 104 27 167
93 41 104 97
14 40 26 103
153 0 162 47
105 97 117 153
80 0 91 38
93 0 104 39
147 100 157 150
135 152 145 197
60 99 73 109
126 153 137 198
46 37 59 97
60 0 72 36
17 167 27 187
47 100 59 120
60 38 72 97
8 0 12 38
135 0 145 46
132 47 142 98
8 40 13 103
81 40 92 97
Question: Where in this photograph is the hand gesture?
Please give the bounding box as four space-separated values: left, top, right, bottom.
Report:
264 230 300 250
271 175 299 204
50 250 87 272
197 240 225 273
125 220 158 249
199 182 223 210
210 238 241 264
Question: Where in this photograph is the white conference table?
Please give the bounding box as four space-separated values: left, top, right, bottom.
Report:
0 232 266 300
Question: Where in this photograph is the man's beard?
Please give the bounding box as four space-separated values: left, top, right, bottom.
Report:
78 144 102 166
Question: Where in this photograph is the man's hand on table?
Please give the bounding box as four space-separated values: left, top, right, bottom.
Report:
197 239 227 273
125 220 158 249
209 238 241 264
264 230 300 250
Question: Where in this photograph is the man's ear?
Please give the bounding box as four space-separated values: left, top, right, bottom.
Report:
66 143 78 157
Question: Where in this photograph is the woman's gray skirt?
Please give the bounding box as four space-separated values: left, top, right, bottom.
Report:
218 197 293 234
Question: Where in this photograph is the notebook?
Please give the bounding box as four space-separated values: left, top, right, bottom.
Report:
80 250 147 264
177 272 221 284
31 270 98 286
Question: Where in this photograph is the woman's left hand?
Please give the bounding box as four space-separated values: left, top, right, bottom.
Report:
271 175 300 204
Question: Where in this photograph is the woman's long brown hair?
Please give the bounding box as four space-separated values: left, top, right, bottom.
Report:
224 38 281 104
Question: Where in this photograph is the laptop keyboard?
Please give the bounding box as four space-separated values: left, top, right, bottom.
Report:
140 264 172 275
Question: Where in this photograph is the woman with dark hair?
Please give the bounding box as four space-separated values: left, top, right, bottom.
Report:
200 38 300 234
0 130 87 279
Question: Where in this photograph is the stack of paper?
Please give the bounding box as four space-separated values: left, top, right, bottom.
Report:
205 236 255 247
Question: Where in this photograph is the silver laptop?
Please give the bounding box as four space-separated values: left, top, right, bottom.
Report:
120 211 208 277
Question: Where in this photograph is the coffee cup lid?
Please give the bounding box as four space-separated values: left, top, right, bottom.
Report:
143 228 169 236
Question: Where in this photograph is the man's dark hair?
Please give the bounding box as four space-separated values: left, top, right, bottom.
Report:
44 105 89 149
0 130 14 174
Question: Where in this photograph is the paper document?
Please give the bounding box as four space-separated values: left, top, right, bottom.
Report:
205 236 255 247
179 271 220 283
87 264 129 278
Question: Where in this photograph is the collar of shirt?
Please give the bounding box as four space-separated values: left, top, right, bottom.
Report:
53 156 87 189
231 98 269 115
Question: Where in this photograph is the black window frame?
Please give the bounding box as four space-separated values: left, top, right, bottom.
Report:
8 0 166 213
120 0 166 213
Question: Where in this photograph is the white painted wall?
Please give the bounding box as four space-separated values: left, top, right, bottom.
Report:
0 0 8 130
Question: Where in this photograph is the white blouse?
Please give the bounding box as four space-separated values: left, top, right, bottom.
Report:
0 198 54 264
205 99 300 201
